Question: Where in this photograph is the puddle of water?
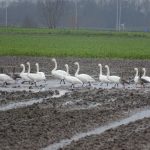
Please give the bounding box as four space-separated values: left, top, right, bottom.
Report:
0 90 68 111
0 79 70 93
0 98 43 111
0 79 140 93
52 90 68 98
43 109 150 150
61 99 101 111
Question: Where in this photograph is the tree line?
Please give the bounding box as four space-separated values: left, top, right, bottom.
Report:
0 0 150 31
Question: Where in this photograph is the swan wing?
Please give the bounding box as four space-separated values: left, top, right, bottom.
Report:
20 73 31 81
27 73 45 81
76 74 95 83
108 76 120 83
141 76 150 83
0 74 14 81
99 75 110 82
65 76 82 84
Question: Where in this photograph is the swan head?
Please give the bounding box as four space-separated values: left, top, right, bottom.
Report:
105 65 108 68
74 62 79 65
52 58 56 62
20 64 24 67
35 63 39 66
26 62 30 65
98 64 102 67
65 64 68 68
134 68 138 71
142 68 146 71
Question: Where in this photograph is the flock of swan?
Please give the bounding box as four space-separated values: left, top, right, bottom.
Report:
0 58 150 89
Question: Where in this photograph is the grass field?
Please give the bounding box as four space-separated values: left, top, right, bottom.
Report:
0 27 150 59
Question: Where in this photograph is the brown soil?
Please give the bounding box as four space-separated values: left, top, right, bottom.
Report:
0 56 150 150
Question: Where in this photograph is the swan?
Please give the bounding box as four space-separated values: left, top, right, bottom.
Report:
141 68 150 82
64 64 82 89
20 64 31 83
74 62 95 86
98 64 110 86
51 58 68 84
134 68 140 84
0 73 14 86
105 65 121 87
26 62 45 86
35 63 46 81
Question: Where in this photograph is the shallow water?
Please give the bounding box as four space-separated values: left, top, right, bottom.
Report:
0 90 68 111
62 100 102 111
43 109 150 150
0 79 139 93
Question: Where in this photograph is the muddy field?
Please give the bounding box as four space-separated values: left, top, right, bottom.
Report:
0 56 150 150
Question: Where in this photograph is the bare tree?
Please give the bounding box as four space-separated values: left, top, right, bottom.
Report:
38 0 65 28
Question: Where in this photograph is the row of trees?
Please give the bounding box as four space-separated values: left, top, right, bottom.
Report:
0 0 150 31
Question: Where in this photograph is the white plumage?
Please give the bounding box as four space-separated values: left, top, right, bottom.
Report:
0 73 14 86
64 64 82 88
26 62 45 85
98 64 110 86
141 68 150 82
51 58 68 84
105 65 121 87
134 68 140 84
35 63 46 80
74 62 95 86
20 64 31 82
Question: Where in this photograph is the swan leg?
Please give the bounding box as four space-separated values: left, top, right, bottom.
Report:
60 79 63 84
114 84 116 88
34 82 37 87
63 79 65 84
100 82 103 86
106 83 108 87
88 82 91 86
71 84 74 90
3 82 7 87
82 83 85 87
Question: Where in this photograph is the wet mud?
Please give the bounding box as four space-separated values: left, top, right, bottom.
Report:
0 56 150 150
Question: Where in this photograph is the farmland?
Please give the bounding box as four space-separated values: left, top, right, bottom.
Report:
0 27 150 150
0 27 150 59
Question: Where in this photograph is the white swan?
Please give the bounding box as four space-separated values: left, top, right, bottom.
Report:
51 58 68 84
98 64 110 86
35 63 46 80
64 64 82 89
141 68 150 82
74 62 95 86
0 73 14 86
26 62 45 86
105 65 121 87
20 64 31 82
134 68 140 84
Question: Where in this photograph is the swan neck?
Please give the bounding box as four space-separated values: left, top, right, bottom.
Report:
75 63 80 76
21 65 25 73
99 65 102 76
53 59 57 71
27 63 30 74
135 69 138 77
66 65 69 74
36 64 39 73
143 69 146 76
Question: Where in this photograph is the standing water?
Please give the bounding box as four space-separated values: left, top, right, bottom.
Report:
43 109 150 150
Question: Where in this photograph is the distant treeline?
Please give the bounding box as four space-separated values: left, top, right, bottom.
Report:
0 0 150 31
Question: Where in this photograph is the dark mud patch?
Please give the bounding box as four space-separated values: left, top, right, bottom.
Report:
0 88 150 150
62 117 150 150
0 90 59 106
0 57 150 150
